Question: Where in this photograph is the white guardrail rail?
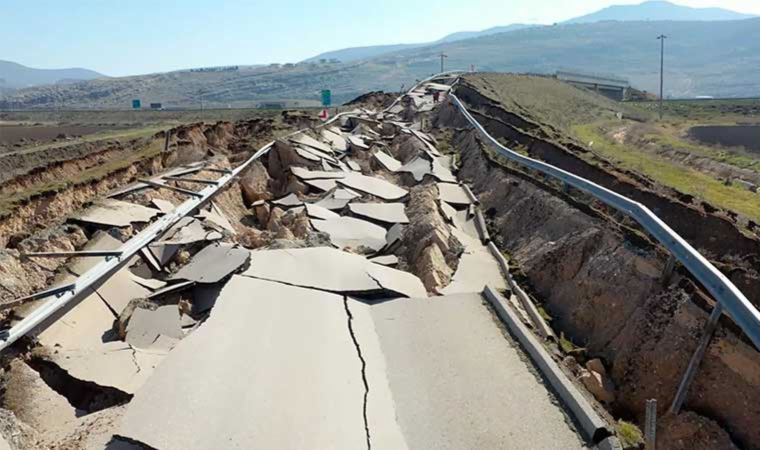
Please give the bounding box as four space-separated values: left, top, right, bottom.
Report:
0 72 446 352
0 110 362 352
442 76 760 350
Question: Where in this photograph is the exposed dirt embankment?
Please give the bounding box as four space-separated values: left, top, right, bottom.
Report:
453 81 760 310
436 103 760 448
345 91 398 110
0 118 276 249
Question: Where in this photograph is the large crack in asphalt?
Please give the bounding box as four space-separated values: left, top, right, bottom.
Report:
343 296 372 450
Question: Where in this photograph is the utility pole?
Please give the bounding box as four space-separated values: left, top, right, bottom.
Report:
440 52 448 73
657 34 667 120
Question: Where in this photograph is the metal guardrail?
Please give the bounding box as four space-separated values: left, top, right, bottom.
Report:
0 110 358 352
446 86 760 351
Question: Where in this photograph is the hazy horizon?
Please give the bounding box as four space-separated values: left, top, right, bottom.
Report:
4 0 760 77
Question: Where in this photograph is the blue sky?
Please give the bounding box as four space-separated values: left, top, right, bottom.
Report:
3 0 759 76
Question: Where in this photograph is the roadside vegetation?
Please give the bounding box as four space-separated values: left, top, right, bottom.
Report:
465 73 760 225
573 123 760 222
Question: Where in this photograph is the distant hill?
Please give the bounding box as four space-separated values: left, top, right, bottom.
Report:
305 43 427 64
304 24 534 63
305 1 753 64
3 17 760 109
0 60 105 90
368 18 760 99
436 24 534 43
565 0 755 23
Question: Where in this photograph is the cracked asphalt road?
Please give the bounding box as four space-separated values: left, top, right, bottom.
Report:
111 85 587 449
117 276 584 450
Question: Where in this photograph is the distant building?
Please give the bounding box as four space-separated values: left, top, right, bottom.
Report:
555 70 630 101
257 101 286 109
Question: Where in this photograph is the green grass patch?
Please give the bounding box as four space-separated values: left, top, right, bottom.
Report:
559 332 581 354
573 123 760 223
537 306 553 323
20 126 165 153
616 420 644 449
643 130 760 172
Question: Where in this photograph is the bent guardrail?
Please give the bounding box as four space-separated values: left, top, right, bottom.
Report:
447 90 760 350
0 111 358 352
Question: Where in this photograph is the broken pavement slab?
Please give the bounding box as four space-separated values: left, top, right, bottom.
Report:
337 173 408 201
294 146 322 162
321 128 348 152
241 247 426 298
368 255 399 267
291 166 346 180
195 203 236 234
155 217 223 245
117 276 370 450
148 242 181 267
345 158 361 172
311 216 388 252
437 182 473 206
51 342 169 395
314 188 361 211
304 178 338 192
431 158 457 183
271 192 303 208
441 213 507 294
151 198 176 213
398 157 432 182
125 305 183 350
305 203 340 220
74 199 161 228
129 273 166 291
93 267 152 315
67 231 123 276
36 288 116 351
295 145 338 164
170 243 250 284
346 135 369 150
373 151 402 172
290 132 334 155
349 203 409 225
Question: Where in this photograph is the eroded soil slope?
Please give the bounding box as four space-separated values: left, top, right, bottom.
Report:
454 75 760 312
433 93 760 448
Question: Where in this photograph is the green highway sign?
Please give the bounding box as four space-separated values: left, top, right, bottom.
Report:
321 89 331 107
132 99 141 109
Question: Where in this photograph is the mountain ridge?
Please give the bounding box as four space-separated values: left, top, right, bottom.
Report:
302 1 754 64
567 0 755 23
0 60 105 90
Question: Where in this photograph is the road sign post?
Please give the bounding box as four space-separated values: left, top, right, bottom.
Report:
321 89 332 107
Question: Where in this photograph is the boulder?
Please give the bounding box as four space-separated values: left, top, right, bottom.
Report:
239 160 272 206
579 368 616 404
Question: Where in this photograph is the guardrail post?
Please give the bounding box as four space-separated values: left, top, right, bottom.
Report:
164 130 171 152
660 254 677 286
645 399 657 450
669 302 723 415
